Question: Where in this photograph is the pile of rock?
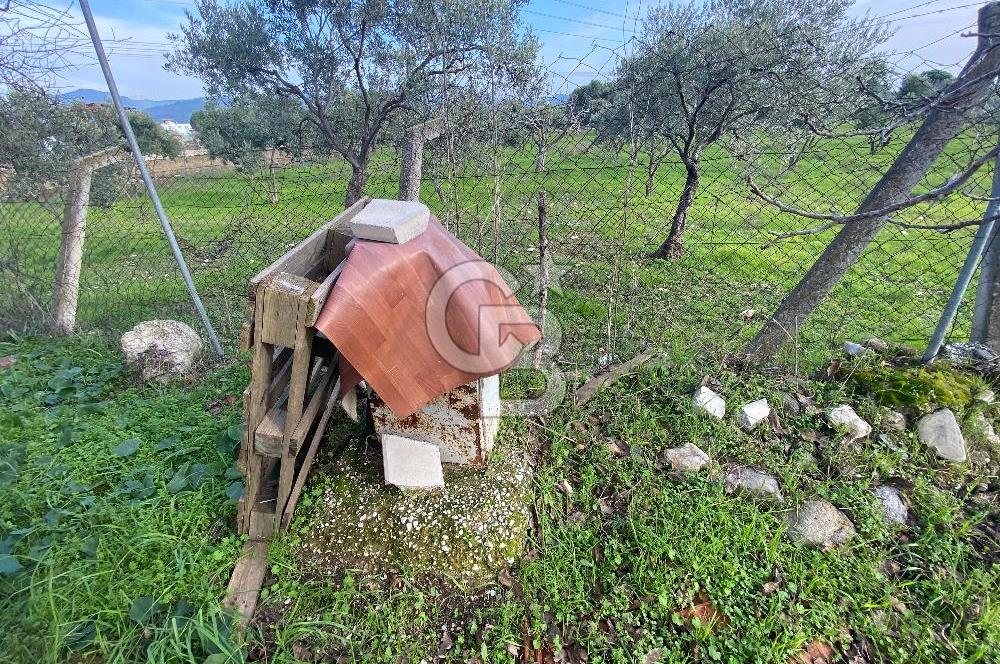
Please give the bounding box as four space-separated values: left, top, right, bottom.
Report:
680 369 988 549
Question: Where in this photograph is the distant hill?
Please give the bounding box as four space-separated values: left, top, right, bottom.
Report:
58 88 206 122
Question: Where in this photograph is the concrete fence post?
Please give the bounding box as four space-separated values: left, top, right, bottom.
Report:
51 147 126 334
398 119 443 202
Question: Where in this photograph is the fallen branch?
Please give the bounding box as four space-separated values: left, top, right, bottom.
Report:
764 214 998 246
575 350 657 406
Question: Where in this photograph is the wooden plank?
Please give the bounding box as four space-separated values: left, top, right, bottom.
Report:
255 355 331 457
259 274 317 347
254 399 288 457
305 260 346 326
247 197 369 296
248 504 276 540
238 321 253 354
242 294 275 534
288 357 337 454
281 379 340 529
224 539 270 629
237 298 274 534
274 295 314 529
239 293 258 353
267 351 294 409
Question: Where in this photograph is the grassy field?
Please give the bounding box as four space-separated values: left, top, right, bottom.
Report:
0 130 987 369
1 130 995 660
1 334 996 662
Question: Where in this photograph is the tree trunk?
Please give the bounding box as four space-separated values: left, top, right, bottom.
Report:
645 157 658 197
745 3 1000 361
344 163 369 207
651 159 699 259
535 144 547 173
51 147 125 334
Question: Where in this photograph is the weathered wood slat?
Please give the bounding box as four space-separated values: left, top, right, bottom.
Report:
247 197 368 297
243 293 275 533
273 295 315 527
306 260 346 326
253 395 288 457
288 357 337 452
223 539 269 629
254 353 333 457
281 379 340 529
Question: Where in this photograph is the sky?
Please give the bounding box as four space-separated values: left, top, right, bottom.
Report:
23 0 990 100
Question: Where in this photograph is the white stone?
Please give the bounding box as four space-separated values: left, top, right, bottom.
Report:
724 466 783 501
917 409 967 462
970 412 1000 446
349 198 429 244
664 443 710 472
692 386 725 419
828 405 872 444
873 486 908 525
844 341 866 356
975 389 995 404
737 399 771 431
120 319 202 383
381 434 444 490
785 499 856 547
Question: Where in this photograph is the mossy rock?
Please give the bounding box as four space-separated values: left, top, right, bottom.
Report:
293 441 531 587
845 361 988 414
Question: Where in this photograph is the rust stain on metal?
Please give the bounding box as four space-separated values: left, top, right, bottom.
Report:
370 379 492 467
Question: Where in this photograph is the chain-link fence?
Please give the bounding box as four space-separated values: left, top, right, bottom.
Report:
2 11 998 377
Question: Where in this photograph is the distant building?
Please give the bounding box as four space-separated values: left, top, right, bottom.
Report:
160 120 195 142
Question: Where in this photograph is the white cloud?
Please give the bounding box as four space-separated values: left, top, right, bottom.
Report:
50 5 204 99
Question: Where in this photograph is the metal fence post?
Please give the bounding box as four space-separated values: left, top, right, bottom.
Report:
78 0 224 356
923 144 1000 362
971 203 1000 346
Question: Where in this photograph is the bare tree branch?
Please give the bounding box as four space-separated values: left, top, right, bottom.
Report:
747 145 1000 223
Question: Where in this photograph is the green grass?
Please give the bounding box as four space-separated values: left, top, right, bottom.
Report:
1 335 996 662
0 334 249 662
0 130 988 368
248 345 997 663
1 129 996 662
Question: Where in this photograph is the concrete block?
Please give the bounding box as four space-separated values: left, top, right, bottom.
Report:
381 434 444 490
350 198 429 244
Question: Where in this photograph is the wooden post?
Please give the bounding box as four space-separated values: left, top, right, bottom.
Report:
533 190 549 370
51 147 124 334
398 119 443 201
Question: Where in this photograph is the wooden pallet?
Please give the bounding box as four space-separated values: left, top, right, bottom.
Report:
235 198 367 539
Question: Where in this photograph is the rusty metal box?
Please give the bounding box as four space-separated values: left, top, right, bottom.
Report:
370 375 499 466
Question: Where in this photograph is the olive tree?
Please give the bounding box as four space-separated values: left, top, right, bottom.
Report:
599 0 888 258
192 97 311 203
169 0 537 207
